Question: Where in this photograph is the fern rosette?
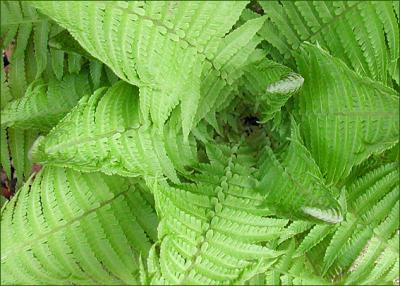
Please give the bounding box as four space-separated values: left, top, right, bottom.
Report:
1 1 398 285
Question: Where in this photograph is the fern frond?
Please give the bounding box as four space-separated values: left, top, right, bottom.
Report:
0 129 11 179
193 16 266 132
295 44 399 184
294 224 333 259
296 162 399 284
146 140 288 284
245 240 330 285
3 128 39 189
1 166 158 285
30 81 197 183
257 120 342 222
259 1 399 85
0 1 101 187
1 1 53 80
30 1 267 137
1 73 90 130
277 220 315 245
240 59 303 123
0 59 11 108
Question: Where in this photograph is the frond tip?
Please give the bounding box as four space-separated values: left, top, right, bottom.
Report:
1 73 90 130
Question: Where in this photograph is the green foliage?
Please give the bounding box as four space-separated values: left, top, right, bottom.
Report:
295 163 399 285
1 72 90 130
241 59 304 123
30 81 197 183
295 43 399 185
257 121 342 222
1 1 398 285
1 167 157 285
258 1 399 86
147 141 287 284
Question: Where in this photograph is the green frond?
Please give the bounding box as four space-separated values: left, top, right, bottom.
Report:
5 128 39 188
295 44 399 184
294 224 333 259
1 166 158 285
30 81 197 183
241 59 303 123
245 239 330 285
1 60 11 108
0 129 11 179
259 1 399 85
1 1 54 80
277 221 315 245
0 1 105 187
1 73 90 130
30 1 267 136
257 120 342 222
146 141 288 285
1 2 398 285
295 163 399 284
192 16 266 135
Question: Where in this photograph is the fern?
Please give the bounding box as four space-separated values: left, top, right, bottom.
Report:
259 1 399 86
1 166 158 285
1 72 90 130
257 120 342 222
245 240 329 285
241 59 304 123
296 163 399 284
1 1 399 285
30 81 197 183
295 43 399 185
30 1 267 138
146 141 288 284
1 1 80 83
1 1 87 188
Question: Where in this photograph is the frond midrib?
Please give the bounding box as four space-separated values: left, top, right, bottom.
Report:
43 125 141 155
177 143 244 284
